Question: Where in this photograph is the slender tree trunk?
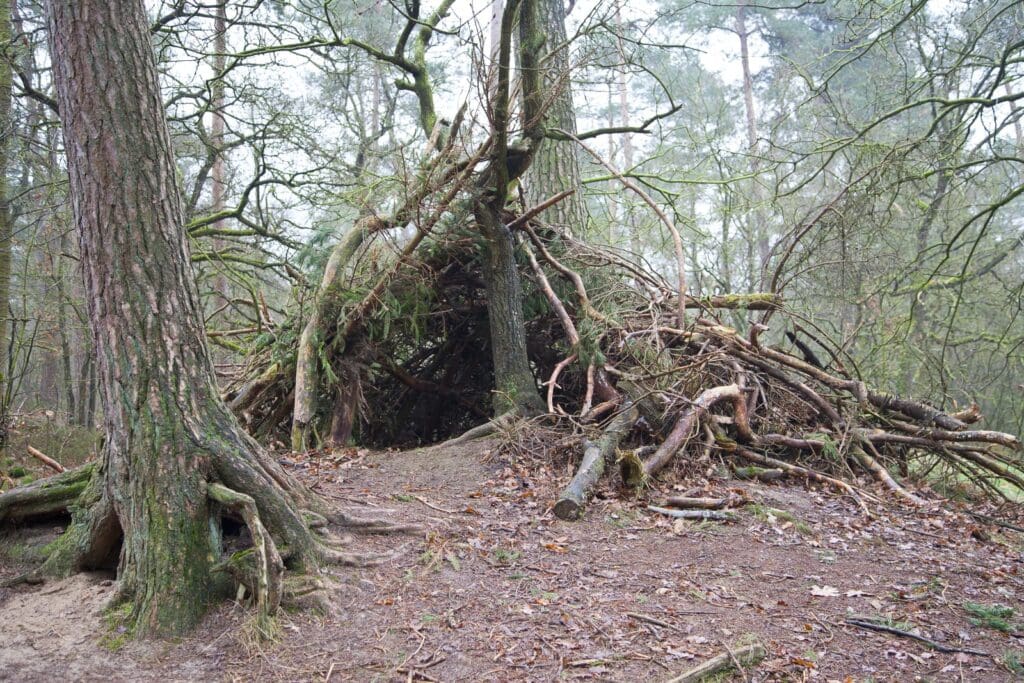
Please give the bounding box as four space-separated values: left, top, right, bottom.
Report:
488 0 503 86
56 258 75 421
473 0 544 416
45 0 318 636
475 202 544 414
613 1 640 255
736 0 768 289
75 346 91 427
0 0 13 439
210 1 229 308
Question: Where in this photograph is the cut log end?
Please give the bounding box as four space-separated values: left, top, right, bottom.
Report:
553 497 584 521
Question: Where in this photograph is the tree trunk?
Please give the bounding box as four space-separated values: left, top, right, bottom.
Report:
613 1 641 255
0 0 12 439
736 0 769 289
475 201 544 414
75 345 92 427
44 0 319 636
209 0 229 309
523 0 588 235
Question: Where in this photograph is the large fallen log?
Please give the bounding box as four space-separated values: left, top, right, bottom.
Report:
0 464 92 524
554 402 637 520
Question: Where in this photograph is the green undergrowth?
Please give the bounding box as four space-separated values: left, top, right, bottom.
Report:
99 603 134 652
964 601 1018 633
1 417 99 491
1002 650 1024 676
747 504 813 535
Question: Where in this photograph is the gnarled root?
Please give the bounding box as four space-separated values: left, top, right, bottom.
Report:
209 482 285 620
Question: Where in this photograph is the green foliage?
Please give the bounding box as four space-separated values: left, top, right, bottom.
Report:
489 548 520 565
806 433 839 461
1002 650 1024 676
576 317 606 367
964 602 1017 633
748 504 813 536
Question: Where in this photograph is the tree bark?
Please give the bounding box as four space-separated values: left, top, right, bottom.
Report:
736 0 769 289
476 202 545 414
523 0 588 235
44 0 317 636
0 0 12 438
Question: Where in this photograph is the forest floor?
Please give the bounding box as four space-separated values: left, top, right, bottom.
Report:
2 437 1024 682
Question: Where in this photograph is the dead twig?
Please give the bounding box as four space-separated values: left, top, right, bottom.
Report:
844 618 989 656
647 505 736 521
411 495 458 515
27 446 65 473
627 611 684 633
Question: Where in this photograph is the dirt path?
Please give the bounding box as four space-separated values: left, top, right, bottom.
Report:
2 439 1022 681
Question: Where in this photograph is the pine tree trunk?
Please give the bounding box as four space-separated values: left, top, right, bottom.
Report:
45 0 317 636
523 0 588 235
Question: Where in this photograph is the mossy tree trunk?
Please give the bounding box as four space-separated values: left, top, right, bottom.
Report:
44 0 321 636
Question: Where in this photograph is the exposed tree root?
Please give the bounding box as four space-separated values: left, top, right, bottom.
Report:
0 452 418 632
442 410 518 446
209 482 285 620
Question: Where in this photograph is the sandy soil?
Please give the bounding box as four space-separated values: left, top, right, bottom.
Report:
2 438 1022 681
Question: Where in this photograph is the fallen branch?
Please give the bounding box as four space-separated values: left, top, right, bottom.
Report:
642 385 742 479
0 464 93 524
731 465 785 482
26 446 65 473
844 618 989 656
851 443 927 506
627 611 684 632
663 642 766 683
648 505 735 521
554 403 636 520
663 495 743 510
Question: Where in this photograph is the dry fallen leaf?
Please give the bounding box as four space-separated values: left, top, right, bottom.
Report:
811 585 840 597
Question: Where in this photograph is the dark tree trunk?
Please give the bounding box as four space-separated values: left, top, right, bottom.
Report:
44 0 318 636
75 344 92 427
473 0 544 416
475 202 544 415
